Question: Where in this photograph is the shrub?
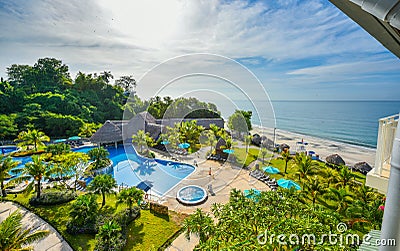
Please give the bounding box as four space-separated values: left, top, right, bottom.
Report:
29 191 76 205
150 202 168 215
113 207 140 229
66 194 99 234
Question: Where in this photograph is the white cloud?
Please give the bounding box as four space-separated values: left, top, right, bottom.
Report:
0 0 398 100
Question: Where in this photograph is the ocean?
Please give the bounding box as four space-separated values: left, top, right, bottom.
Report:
219 100 400 149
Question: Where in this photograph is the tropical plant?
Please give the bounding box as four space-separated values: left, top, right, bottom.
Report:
94 220 125 251
178 120 204 149
205 130 217 153
116 187 144 215
183 208 215 243
323 168 337 186
0 210 49 250
260 147 268 164
336 165 355 188
46 143 71 158
304 176 326 206
244 135 252 153
325 187 353 214
87 174 117 208
87 147 110 170
69 194 99 226
13 155 49 199
279 150 292 174
52 152 89 190
78 122 100 138
132 130 148 153
294 153 317 181
0 155 20 197
15 129 50 151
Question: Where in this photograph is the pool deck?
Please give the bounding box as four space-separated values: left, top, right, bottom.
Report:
153 147 271 250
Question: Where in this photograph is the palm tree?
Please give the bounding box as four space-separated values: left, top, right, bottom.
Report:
183 208 215 243
95 220 124 251
244 135 252 153
87 147 110 170
260 147 268 164
99 71 113 83
88 174 117 208
16 129 50 151
132 130 148 153
279 151 292 174
13 155 49 199
323 168 337 187
336 166 355 188
325 187 353 214
78 123 98 138
0 155 20 197
116 187 144 215
294 153 316 181
0 210 49 250
304 176 326 206
178 120 204 148
205 130 217 153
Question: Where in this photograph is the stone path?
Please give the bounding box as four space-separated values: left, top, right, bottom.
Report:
0 201 73 251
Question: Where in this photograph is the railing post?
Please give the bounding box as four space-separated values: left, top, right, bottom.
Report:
380 121 400 251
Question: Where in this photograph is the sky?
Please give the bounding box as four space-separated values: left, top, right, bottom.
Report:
0 0 399 101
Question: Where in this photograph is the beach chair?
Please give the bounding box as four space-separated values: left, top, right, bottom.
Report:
207 184 215 196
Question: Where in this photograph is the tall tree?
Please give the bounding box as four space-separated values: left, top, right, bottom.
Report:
16 129 50 151
304 176 326 206
279 150 292 174
116 187 144 215
99 71 114 84
0 210 49 250
227 110 252 138
294 152 317 181
244 135 252 153
13 155 49 198
132 130 148 154
183 208 215 243
336 166 355 188
325 187 353 214
115 75 136 92
0 155 20 197
260 147 268 164
87 147 110 170
87 174 117 208
0 114 18 142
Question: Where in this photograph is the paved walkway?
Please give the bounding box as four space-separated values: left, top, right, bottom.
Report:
0 202 73 251
152 145 273 250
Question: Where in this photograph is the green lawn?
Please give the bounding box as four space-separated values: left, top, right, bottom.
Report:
233 146 273 167
124 211 183 251
4 191 184 251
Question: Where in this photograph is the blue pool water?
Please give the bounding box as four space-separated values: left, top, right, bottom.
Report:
0 146 18 154
74 145 196 196
176 185 207 205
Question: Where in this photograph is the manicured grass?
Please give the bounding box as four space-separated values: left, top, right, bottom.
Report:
233 146 273 167
4 191 184 251
124 211 184 251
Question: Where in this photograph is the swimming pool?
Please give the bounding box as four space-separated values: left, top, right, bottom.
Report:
0 146 18 155
74 145 196 196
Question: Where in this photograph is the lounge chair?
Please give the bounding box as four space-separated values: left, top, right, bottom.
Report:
207 184 215 196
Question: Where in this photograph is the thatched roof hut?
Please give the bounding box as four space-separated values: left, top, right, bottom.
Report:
90 120 124 144
326 154 345 166
216 138 227 150
280 143 290 151
252 134 261 146
354 161 372 175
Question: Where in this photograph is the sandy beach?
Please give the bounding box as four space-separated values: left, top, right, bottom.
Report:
251 125 376 167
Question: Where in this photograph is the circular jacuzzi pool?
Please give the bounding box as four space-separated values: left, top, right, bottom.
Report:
177 185 208 205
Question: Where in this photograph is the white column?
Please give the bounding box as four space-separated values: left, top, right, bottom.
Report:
379 121 400 251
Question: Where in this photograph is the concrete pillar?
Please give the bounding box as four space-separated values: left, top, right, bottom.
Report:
379 121 400 251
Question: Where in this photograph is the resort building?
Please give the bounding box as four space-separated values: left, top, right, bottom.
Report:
366 114 399 194
90 111 224 146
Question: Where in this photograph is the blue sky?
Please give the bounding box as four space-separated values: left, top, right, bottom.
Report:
0 0 399 101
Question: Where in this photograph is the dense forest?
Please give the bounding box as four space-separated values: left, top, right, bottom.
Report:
0 58 221 141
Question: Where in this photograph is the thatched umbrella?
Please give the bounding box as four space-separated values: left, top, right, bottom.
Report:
252 134 262 146
279 143 290 151
354 161 372 175
326 154 345 166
